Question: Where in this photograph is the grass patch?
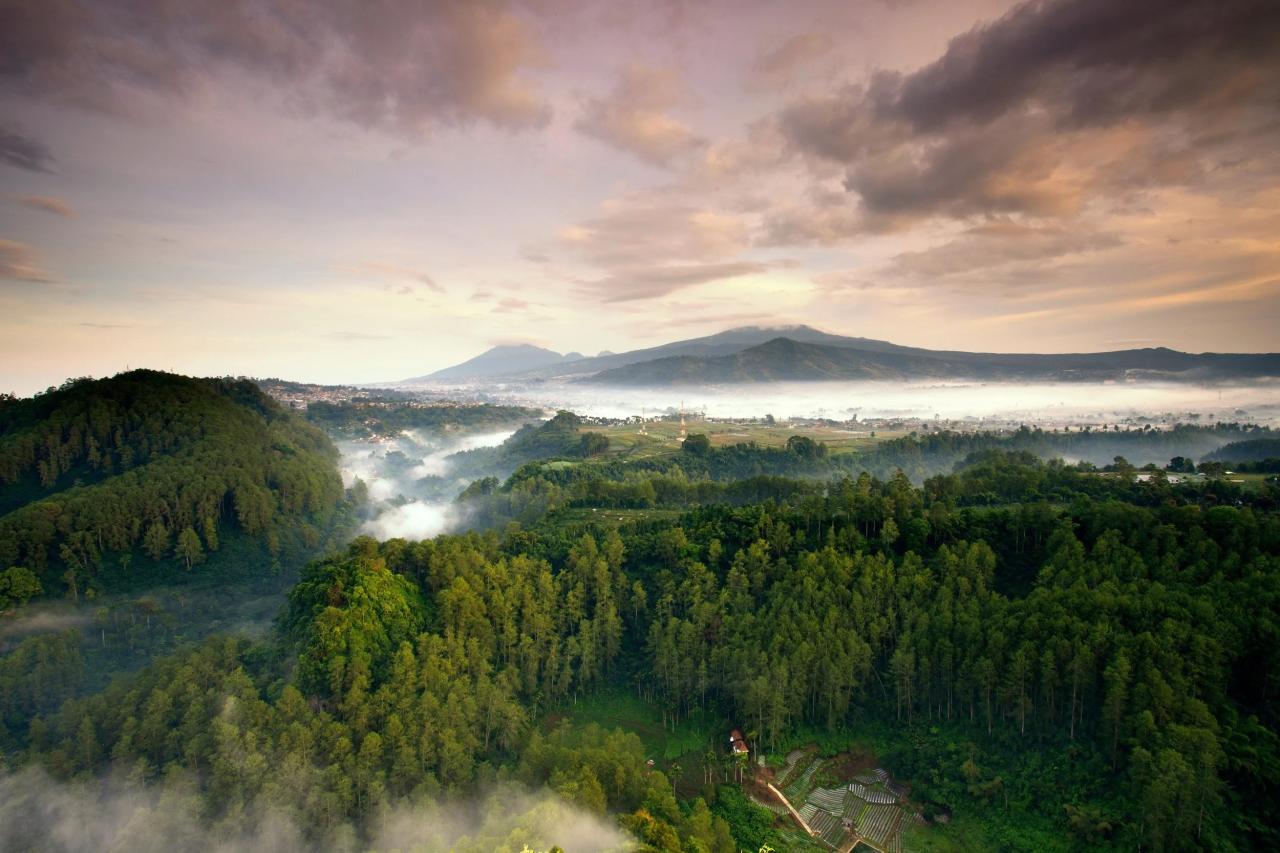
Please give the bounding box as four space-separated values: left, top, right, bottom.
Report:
558 688 720 762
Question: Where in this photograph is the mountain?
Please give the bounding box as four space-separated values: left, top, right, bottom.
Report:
401 325 1280 386
0 370 347 597
585 336 1280 385
407 344 573 382
404 325 862 383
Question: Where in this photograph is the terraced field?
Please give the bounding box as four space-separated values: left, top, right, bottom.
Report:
774 758 915 852
856 803 902 851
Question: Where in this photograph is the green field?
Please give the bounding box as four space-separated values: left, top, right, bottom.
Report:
555 688 721 764
594 418 905 460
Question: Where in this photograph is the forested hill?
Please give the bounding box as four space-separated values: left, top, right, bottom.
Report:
0 371 348 600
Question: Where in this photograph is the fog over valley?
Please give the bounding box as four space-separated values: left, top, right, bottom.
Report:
338 428 520 541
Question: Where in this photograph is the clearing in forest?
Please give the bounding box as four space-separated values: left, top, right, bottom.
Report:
765 751 920 852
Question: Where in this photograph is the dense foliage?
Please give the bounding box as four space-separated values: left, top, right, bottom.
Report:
305 400 540 439
0 371 349 599
5 449 1275 850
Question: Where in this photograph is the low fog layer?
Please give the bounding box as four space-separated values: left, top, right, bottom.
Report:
339 429 518 541
0 767 633 853
456 380 1280 424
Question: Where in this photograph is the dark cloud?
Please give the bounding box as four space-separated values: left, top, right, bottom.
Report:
0 0 551 133
575 65 705 167
15 195 75 217
0 124 55 172
777 0 1280 227
890 0 1280 133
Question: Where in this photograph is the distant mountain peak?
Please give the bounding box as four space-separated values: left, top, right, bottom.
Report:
405 343 570 382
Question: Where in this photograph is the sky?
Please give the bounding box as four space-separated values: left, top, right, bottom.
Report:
1 0 1278 394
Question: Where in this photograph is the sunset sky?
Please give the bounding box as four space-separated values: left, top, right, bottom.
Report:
1 0 1278 394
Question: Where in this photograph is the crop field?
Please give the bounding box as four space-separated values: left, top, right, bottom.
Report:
594 418 905 460
771 754 915 852
554 507 683 527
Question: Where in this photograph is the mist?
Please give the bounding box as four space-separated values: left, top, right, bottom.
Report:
338 429 519 542
451 379 1280 425
0 605 90 652
0 767 634 853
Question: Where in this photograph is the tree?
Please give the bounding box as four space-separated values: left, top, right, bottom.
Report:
1103 651 1131 768
0 566 41 609
176 527 204 570
682 434 712 455
142 520 170 561
577 432 610 457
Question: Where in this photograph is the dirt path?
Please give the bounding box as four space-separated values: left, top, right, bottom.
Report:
766 781 816 837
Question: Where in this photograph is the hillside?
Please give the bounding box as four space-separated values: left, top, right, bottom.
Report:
0 371 348 599
585 336 1280 385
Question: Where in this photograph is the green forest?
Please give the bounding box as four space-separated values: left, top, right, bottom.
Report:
1 378 1278 851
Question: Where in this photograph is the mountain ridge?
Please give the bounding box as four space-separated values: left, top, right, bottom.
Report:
586 336 1280 385
404 325 1280 386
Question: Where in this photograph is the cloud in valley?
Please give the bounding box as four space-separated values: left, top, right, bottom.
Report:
0 768 633 853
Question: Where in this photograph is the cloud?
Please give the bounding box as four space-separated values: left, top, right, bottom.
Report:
349 262 445 294
884 221 1123 280
886 0 1280 134
575 65 705 167
579 260 774 302
551 191 786 301
0 239 53 283
0 767 632 853
326 331 395 342
79 322 134 329
758 188 866 246
0 124 55 172
749 32 835 89
0 0 551 134
561 193 749 269
492 296 531 312
16 195 75 217
776 0 1280 227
